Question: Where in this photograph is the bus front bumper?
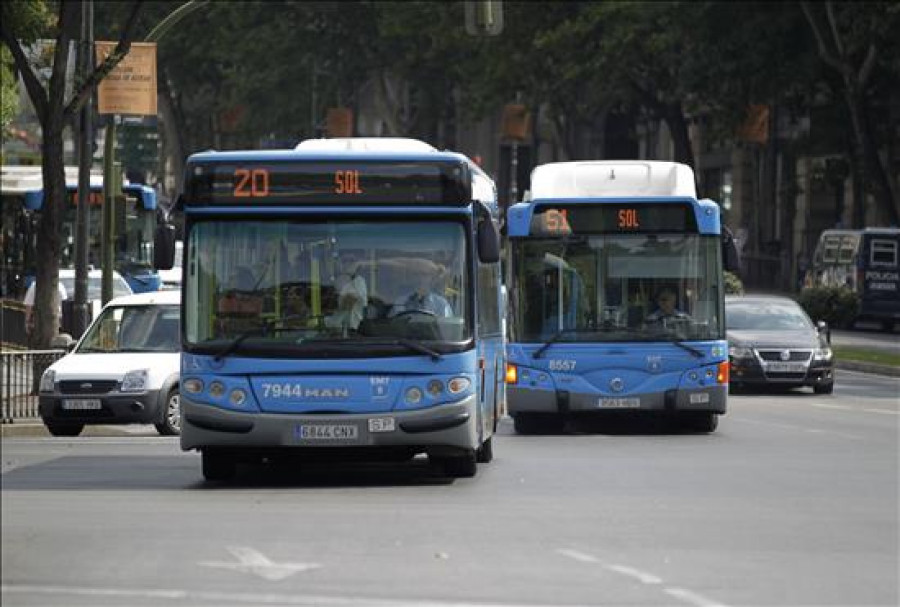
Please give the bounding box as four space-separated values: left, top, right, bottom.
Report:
180 394 479 453
507 385 727 415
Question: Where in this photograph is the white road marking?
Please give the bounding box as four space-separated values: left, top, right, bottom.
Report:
810 403 854 411
728 417 863 440
665 587 729 607
198 546 321 581
0 584 595 607
606 564 662 585
556 548 730 607
862 408 899 415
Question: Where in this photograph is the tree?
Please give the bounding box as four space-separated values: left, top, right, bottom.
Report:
1 46 20 137
1 0 142 348
801 0 899 226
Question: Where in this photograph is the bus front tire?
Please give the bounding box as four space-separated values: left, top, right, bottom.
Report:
433 449 477 478
682 412 718 433
475 437 493 463
202 449 237 481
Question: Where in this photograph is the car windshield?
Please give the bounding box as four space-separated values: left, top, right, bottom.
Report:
60 274 132 300
726 301 814 331
510 233 724 342
184 220 470 357
77 304 181 353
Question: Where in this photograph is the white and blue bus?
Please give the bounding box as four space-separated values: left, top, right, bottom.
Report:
504 161 733 433
1 165 162 294
156 138 504 480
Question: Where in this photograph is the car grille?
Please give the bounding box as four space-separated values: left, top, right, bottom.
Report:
58 380 119 395
756 349 812 362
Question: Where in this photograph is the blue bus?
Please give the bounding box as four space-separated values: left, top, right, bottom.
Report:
6 166 163 294
156 138 504 480
504 161 731 433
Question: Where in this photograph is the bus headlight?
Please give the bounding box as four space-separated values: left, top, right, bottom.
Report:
448 377 470 394
229 389 247 406
209 381 226 398
183 378 203 394
427 380 444 397
121 369 148 392
39 369 56 393
405 387 423 404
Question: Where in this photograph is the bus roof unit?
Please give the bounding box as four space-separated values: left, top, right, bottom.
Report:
530 160 697 200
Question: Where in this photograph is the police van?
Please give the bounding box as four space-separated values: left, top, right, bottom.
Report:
806 228 900 330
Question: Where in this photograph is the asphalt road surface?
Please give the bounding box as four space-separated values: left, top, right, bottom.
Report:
2 370 898 607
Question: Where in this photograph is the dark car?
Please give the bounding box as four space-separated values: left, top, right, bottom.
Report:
726 295 835 394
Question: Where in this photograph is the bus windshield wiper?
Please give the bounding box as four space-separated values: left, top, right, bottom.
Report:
672 340 705 358
213 329 262 362
532 329 579 359
378 338 443 362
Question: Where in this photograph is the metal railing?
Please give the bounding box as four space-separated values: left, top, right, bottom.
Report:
1 350 66 423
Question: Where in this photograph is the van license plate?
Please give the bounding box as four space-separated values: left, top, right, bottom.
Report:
295 424 358 441
62 399 101 410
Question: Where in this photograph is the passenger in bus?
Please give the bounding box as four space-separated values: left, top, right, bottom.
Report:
389 262 453 318
327 249 368 331
645 287 690 323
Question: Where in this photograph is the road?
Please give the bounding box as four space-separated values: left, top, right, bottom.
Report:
2 370 898 607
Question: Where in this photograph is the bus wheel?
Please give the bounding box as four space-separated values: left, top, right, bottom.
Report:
476 437 493 463
44 421 84 437
202 449 237 481
683 412 718 433
513 413 537 435
434 450 477 478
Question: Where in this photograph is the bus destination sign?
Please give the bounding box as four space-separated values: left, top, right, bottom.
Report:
530 203 698 235
185 160 472 206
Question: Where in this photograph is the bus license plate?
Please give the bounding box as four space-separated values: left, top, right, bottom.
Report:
295 424 358 441
62 399 102 410
599 397 640 409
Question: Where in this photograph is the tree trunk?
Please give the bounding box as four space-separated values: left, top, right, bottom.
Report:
662 103 695 169
32 123 66 349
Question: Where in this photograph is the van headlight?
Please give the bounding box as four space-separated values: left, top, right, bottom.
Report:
121 369 149 392
40 369 56 393
813 347 833 361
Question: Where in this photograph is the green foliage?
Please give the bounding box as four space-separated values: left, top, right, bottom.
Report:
797 286 860 328
1 46 19 134
724 271 744 295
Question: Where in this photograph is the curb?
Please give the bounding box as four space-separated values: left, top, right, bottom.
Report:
1 423 159 438
835 359 900 378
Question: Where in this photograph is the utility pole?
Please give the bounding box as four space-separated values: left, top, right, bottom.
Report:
73 0 94 336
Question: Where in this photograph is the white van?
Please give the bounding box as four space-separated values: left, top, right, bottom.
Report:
38 290 181 437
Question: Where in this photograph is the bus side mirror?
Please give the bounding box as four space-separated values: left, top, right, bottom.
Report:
154 223 176 270
478 218 500 264
722 229 741 274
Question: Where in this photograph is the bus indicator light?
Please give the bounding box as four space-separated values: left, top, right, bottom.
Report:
334 170 363 195
618 208 640 229
505 363 518 384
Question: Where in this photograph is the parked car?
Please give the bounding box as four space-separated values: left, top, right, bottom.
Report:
726 295 835 394
23 269 134 331
38 290 181 437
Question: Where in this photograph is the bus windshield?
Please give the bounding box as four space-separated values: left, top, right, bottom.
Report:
511 233 723 343
185 220 470 356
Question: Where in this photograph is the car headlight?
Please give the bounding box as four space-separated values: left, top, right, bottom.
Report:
813 347 833 361
39 369 56 393
728 346 753 359
120 369 149 392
